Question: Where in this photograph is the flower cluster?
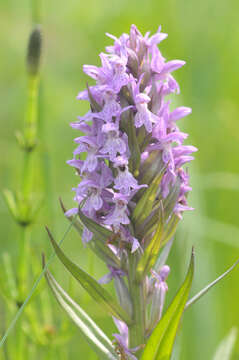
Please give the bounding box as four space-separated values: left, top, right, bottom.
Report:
66 25 196 357
67 24 196 245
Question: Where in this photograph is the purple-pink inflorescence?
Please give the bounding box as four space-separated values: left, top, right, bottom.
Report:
67 24 196 243
66 25 197 356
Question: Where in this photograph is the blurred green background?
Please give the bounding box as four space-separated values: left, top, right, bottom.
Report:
1 0 239 359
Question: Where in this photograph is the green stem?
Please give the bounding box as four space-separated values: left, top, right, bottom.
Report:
24 75 39 150
22 152 31 199
128 253 146 352
31 0 42 24
18 227 30 303
16 325 25 360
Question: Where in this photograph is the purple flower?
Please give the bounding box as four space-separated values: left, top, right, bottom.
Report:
131 75 159 133
113 317 140 360
73 136 100 173
150 265 170 322
68 23 196 250
104 193 130 228
93 87 121 122
100 122 129 161
113 156 145 196
98 265 125 284
64 25 197 356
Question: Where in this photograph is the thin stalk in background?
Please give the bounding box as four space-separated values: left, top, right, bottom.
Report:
2 19 43 360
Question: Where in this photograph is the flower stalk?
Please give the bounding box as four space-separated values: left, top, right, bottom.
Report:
127 253 146 350
48 24 198 360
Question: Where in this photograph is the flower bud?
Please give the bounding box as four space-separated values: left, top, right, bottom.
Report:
26 25 42 76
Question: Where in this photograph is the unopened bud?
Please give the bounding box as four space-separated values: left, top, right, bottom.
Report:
26 25 42 75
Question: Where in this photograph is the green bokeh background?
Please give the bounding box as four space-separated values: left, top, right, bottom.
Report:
1 0 239 359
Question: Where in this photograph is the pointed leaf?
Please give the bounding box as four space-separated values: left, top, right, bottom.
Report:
138 151 164 186
136 203 164 279
78 208 115 242
213 327 237 360
120 99 141 175
2 253 18 301
127 111 141 175
132 171 164 227
161 214 180 247
163 178 181 219
141 249 194 360
88 240 120 268
2 189 18 220
153 238 174 273
60 200 120 267
44 262 117 359
186 259 239 309
79 209 120 266
46 227 132 325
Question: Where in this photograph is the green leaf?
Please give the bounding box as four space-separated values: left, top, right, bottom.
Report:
2 253 18 301
141 249 194 360
127 111 141 175
138 151 164 186
132 170 164 227
60 199 120 267
186 259 239 309
120 99 141 175
161 214 180 247
78 208 114 242
136 203 164 279
153 238 174 273
162 178 181 220
213 327 237 360
2 189 19 223
44 261 118 360
88 239 121 268
78 210 120 266
46 227 132 325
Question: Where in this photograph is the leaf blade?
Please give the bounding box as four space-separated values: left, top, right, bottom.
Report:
78 208 114 242
186 259 239 309
46 227 132 325
44 263 117 359
132 171 165 227
136 203 164 278
141 249 194 360
60 199 120 267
